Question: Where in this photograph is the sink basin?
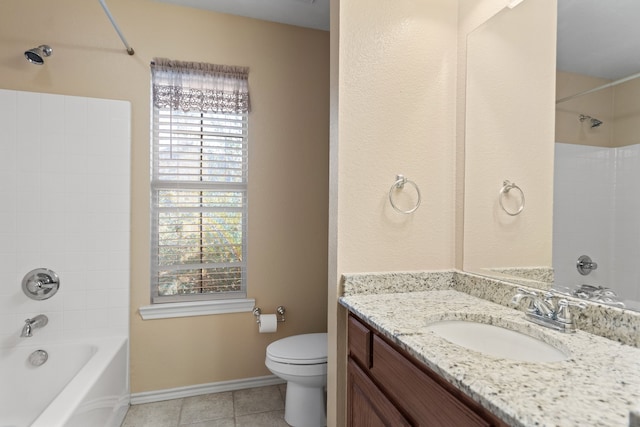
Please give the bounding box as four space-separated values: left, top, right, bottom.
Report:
426 320 569 362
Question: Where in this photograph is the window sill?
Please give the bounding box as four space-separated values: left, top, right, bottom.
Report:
139 298 256 320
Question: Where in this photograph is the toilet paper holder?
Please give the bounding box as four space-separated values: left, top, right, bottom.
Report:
253 306 286 324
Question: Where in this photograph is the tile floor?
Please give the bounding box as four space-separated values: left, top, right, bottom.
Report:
121 384 289 427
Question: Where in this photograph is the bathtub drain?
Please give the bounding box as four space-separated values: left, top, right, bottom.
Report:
28 349 48 367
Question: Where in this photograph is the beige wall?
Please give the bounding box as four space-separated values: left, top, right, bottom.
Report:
556 71 614 147
327 0 342 424
329 0 459 424
335 0 458 274
556 70 640 147
613 77 640 146
462 0 556 272
0 0 329 392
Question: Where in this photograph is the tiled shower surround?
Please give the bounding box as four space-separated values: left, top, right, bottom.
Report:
0 89 130 346
554 142 640 303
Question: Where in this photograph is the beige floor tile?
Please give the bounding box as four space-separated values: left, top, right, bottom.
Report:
235 410 289 427
277 383 287 401
179 392 235 425
179 418 235 427
233 385 285 416
121 399 183 427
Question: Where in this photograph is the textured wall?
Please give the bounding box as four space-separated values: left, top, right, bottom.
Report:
329 0 458 425
335 0 458 275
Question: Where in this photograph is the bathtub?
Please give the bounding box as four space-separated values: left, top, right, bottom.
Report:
0 336 129 427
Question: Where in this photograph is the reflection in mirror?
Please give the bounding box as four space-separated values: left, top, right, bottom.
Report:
465 0 640 312
463 0 555 289
554 0 640 311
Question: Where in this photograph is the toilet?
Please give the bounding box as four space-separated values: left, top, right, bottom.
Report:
265 333 328 427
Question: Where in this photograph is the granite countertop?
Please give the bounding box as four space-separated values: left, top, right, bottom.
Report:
339 273 640 427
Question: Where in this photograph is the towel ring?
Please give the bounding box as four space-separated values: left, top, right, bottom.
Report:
389 174 421 214
499 180 525 216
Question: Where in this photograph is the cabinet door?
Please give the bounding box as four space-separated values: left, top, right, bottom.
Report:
348 359 411 427
371 336 491 427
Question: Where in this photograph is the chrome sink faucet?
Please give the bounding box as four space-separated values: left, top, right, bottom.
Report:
20 314 48 337
511 288 585 333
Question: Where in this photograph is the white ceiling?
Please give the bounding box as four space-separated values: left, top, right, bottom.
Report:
557 0 640 80
156 0 639 81
155 0 329 31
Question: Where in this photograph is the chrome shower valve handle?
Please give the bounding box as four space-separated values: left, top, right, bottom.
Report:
22 268 60 300
576 255 598 275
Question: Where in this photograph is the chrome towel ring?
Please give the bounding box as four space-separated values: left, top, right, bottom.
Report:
389 174 421 214
499 180 525 216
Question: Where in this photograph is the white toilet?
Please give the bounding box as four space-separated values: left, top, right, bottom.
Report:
265 333 328 427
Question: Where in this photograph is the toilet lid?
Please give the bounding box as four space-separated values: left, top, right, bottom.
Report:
267 333 327 364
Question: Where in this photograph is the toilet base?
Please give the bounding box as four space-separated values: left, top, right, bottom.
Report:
283 382 326 427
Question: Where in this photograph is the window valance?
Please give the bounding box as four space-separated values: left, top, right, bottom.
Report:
151 58 250 113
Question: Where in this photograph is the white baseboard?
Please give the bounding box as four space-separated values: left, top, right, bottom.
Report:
130 375 285 405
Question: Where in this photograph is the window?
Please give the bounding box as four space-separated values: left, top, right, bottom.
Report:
150 59 250 304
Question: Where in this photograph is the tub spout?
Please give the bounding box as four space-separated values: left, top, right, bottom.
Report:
21 322 32 337
20 314 48 337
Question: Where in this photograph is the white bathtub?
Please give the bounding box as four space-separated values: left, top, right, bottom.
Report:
0 336 129 427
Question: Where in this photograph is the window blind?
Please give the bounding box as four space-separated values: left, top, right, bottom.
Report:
151 108 248 303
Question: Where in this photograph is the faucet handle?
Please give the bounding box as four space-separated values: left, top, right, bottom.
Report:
515 287 539 297
556 299 587 325
512 288 540 313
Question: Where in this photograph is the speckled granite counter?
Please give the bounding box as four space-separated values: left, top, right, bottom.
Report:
339 271 640 427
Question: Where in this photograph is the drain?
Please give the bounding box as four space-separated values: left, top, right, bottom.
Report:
28 349 48 367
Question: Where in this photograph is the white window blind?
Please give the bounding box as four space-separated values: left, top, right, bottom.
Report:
150 64 249 303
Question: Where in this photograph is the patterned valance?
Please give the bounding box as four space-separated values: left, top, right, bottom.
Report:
151 58 250 113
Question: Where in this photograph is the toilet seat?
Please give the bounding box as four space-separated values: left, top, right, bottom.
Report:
266 333 327 365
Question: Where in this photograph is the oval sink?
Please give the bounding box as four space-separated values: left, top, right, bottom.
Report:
426 320 568 362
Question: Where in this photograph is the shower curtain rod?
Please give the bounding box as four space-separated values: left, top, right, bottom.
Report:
556 69 640 104
98 0 135 55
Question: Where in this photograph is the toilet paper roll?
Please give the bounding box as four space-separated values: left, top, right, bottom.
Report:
258 314 278 333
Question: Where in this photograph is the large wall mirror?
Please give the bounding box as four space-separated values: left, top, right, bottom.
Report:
463 1 555 284
554 0 640 310
464 0 640 312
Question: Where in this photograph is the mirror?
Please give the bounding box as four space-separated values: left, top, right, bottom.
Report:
464 0 640 312
463 1 555 286
554 0 640 311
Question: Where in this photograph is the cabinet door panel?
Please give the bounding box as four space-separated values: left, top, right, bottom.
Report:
371 336 490 427
348 359 411 427
348 315 372 368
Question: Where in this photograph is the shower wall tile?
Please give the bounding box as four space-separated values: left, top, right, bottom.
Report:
0 89 130 348
554 142 640 303
554 143 614 289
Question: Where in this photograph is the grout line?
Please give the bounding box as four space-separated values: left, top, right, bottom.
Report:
176 397 184 427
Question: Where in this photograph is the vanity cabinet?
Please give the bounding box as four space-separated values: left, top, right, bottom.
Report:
347 314 508 427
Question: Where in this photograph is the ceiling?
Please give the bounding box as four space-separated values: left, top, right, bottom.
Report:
557 0 640 80
155 0 329 31
156 0 639 81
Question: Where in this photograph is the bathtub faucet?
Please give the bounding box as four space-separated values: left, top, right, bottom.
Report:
20 314 48 337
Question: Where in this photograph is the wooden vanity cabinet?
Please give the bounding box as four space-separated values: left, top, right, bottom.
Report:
347 314 508 427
